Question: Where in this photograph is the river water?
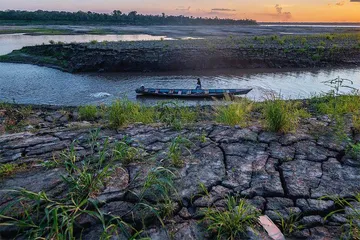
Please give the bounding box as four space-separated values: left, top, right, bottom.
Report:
0 62 359 106
0 34 173 55
0 33 359 106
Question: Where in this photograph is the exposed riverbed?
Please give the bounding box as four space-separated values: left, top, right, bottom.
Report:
1 62 360 106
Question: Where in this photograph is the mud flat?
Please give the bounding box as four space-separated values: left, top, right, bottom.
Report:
0 101 360 239
1 34 360 73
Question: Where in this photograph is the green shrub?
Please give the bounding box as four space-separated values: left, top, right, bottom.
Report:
79 105 97 121
203 196 260 240
90 40 98 44
214 96 253 127
262 97 310 133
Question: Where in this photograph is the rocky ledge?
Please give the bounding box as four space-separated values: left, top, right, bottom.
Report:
1 107 360 239
1 35 360 72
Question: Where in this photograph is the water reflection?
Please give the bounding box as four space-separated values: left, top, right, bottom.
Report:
0 63 359 106
0 34 172 55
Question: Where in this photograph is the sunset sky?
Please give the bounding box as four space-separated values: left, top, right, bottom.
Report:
0 0 360 22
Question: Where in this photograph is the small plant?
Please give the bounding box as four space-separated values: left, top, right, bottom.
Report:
168 136 192 167
262 96 309 133
275 211 304 236
0 163 17 177
323 194 360 239
214 95 253 127
203 196 260 240
108 99 156 128
90 40 98 44
79 105 97 121
157 101 197 130
49 40 55 44
347 142 360 160
112 137 140 165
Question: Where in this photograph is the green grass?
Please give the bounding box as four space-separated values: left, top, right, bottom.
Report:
262 97 310 133
275 210 304 236
203 196 260 240
0 163 18 177
108 99 156 128
0 28 72 35
112 137 141 165
323 193 360 239
167 136 192 167
157 101 197 130
214 96 253 127
79 105 98 121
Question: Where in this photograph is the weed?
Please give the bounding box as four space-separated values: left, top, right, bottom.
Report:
275 211 304 236
168 136 192 167
157 101 197 130
90 40 98 44
79 105 98 121
112 137 140 165
108 99 156 128
0 163 18 177
262 96 309 133
347 142 360 160
214 96 253 127
323 194 360 239
203 196 260 240
49 40 55 44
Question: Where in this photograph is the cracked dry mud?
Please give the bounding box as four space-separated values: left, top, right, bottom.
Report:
1 109 360 239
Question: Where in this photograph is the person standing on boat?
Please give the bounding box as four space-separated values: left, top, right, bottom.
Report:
196 78 202 90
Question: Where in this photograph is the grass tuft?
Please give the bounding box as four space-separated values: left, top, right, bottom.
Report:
262 96 309 133
203 196 260 240
79 105 98 121
214 96 253 127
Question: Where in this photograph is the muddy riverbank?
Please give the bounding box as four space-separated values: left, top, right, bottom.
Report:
1 34 359 73
0 101 360 239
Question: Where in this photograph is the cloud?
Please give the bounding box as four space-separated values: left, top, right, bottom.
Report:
335 1 345 6
175 6 191 11
211 8 236 12
274 4 292 20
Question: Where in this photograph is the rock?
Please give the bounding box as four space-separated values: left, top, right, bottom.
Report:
301 215 324 227
176 144 225 199
3 135 59 149
269 142 295 161
294 141 336 162
178 208 192 219
193 185 232 207
281 159 322 198
279 132 313 145
241 157 284 197
25 140 70 156
296 199 334 214
266 197 294 210
209 127 257 142
311 158 360 198
0 132 34 146
221 142 266 156
258 132 279 143
265 207 302 222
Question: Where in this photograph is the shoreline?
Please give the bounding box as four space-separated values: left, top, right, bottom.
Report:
1 34 359 73
1 95 360 239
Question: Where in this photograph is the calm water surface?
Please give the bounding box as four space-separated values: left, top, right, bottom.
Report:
0 63 359 106
0 34 172 55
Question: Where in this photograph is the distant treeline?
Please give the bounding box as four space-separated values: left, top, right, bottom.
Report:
0 10 257 25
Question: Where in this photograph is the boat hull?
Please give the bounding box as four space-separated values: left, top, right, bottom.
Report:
135 88 252 98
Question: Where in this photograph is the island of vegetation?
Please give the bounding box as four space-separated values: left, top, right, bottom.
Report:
0 10 257 25
1 33 360 72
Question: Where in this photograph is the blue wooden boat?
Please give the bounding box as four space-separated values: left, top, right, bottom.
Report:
135 87 252 98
